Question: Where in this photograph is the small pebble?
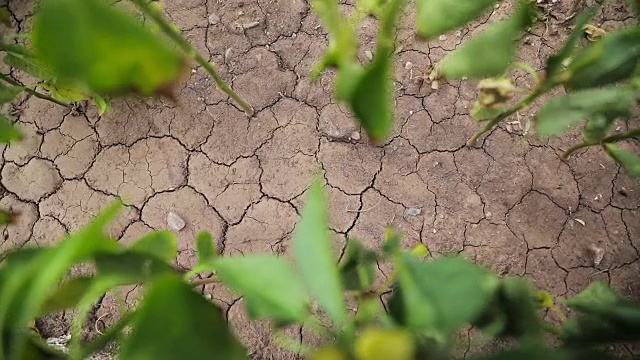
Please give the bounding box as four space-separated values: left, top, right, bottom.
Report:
438 35 447 41
485 211 493 219
590 245 605 266
208 13 220 25
405 208 421 216
364 50 374 61
350 131 361 141
167 212 186 232
405 62 413 70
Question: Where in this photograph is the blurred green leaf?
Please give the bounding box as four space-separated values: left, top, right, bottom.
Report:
128 231 177 263
566 26 640 90
33 0 184 95
94 95 110 115
293 180 346 328
471 101 505 121
441 5 533 79
583 114 615 142
0 6 12 27
312 0 358 72
40 277 92 316
339 240 377 291
546 8 596 78
120 275 246 360
563 281 640 344
604 144 640 177
3 51 53 80
416 0 499 38
536 87 635 136
95 251 177 285
214 254 309 322
0 82 21 104
196 231 217 266
40 80 90 102
0 115 22 143
395 255 499 334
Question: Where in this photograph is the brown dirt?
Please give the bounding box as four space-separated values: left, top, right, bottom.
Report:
1 0 639 358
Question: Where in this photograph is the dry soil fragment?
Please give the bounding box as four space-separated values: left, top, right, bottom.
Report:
86 137 188 207
20 97 69 131
31 217 67 248
4 122 42 165
188 153 261 224
463 221 527 276
319 139 382 195
2 158 62 202
525 248 567 296
39 180 138 238
507 192 565 249
0 195 38 252
141 187 224 268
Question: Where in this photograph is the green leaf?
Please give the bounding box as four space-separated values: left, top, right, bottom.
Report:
196 231 217 266
0 115 23 143
441 5 533 79
0 81 21 104
40 277 93 316
546 8 596 78
566 26 640 90
293 180 346 328
214 254 309 322
33 0 184 95
536 87 635 136
565 281 622 310
128 230 177 263
120 275 246 360
339 239 377 291
3 48 53 81
40 80 90 102
604 144 640 177
471 101 505 121
0 6 12 27
583 114 615 142
395 255 499 334
94 95 110 115
94 251 177 284
416 0 499 38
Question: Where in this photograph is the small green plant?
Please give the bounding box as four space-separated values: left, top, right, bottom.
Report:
1 181 639 360
310 0 640 176
0 0 253 142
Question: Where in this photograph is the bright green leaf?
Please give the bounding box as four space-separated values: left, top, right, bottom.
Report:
94 95 110 115
604 144 640 177
395 255 499 334
128 231 177 263
120 275 246 360
441 5 533 79
214 254 309 322
196 231 217 266
40 80 90 102
0 115 23 143
416 0 499 38
536 87 635 136
566 26 640 90
33 0 184 95
293 180 346 327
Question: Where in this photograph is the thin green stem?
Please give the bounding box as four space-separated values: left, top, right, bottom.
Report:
0 73 71 108
466 85 550 146
562 128 640 159
130 0 254 116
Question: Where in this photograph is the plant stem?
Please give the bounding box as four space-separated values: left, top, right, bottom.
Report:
562 128 640 159
190 275 219 287
466 84 551 146
0 73 71 108
130 0 254 116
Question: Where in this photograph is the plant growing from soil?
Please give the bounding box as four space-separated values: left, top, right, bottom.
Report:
311 0 640 176
1 181 639 359
0 0 253 145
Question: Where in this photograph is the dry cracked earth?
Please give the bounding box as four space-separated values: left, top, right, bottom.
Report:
1 0 640 358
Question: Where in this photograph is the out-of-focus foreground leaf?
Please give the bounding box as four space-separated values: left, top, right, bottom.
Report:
416 0 499 38
33 0 184 96
604 144 640 177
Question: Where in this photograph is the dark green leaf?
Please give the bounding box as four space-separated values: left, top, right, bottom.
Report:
33 0 184 95
546 8 596 78
471 101 505 121
416 0 499 38
395 255 499 333
128 230 177 263
214 254 309 322
339 239 377 291
566 26 640 90
120 275 246 360
536 87 635 136
0 115 23 143
0 6 12 27
441 5 533 79
583 114 615 142
605 144 640 177
0 82 21 104
293 180 346 327
95 251 177 284
40 277 93 316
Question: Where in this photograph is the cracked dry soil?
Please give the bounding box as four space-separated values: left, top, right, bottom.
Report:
1 0 640 358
